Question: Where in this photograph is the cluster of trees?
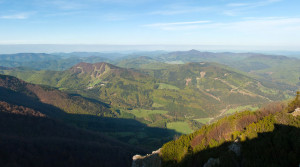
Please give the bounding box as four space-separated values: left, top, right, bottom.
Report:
160 93 300 167
287 91 300 112
0 101 45 117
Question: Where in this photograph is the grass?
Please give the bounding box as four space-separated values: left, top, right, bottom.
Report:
258 86 278 95
194 118 213 124
129 109 168 118
88 78 102 87
152 103 164 108
225 105 259 115
158 83 179 90
167 121 193 134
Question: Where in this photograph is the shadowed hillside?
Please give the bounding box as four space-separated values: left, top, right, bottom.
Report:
0 103 142 167
0 74 177 152
163 124 300 167
159 93 300 167
0 62 295 137
0 74 114 117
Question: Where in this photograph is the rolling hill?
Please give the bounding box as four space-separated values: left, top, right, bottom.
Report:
0 61 294 136
0 74 114 117
0 74 147 167
230 54 300 86
0 52 299 167
117 56 170 69
146 50 300 88
0 74 176 151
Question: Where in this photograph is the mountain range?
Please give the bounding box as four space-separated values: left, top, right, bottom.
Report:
0 50 299 167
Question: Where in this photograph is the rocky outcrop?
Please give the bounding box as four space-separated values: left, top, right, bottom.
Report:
292 107 300 116
203 139 241 167
203 158 220 167
132 149 161 167
185 78 192 86
228 139 241 156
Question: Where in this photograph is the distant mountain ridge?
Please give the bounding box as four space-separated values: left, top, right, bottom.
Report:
0 51 299 167
0 53 58 62
0 62 293 131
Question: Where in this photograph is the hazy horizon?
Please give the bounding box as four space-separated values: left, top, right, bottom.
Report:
1 44 300 55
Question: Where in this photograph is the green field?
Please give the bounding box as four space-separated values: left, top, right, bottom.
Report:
88 78 102 87
194 118 213 124
129 109 168 118
167 121 193 134
225 105 259 115
158 83 179 90
152 103 164 108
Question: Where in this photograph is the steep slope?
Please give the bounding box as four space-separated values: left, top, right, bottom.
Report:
146 62 290 117
0 62 155 108
0 74 176 150
157 93 300 167
0 62 294 134
0 101 142 167
0 74 114 117
67 62 148 87
62 62 155 108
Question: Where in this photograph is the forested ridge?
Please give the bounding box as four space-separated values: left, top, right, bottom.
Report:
0 74 148 167
160 92 300 167
0 51 299 167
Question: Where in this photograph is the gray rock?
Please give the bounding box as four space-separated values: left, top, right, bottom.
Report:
132 149 161 167
203 158 220 167
228 141 241 156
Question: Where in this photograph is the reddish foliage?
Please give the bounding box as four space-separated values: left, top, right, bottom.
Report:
258 102 286 118
191 122 232 148
236 115 258 131
207 122 231 141
191 134 204 148
0 101 45 117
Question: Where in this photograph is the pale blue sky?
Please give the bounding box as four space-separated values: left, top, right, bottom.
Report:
0 0 300 50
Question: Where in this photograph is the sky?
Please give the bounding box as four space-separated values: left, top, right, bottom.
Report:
0 0 300 52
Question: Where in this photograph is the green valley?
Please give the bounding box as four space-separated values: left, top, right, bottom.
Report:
0 59 296 138
0 51 299 167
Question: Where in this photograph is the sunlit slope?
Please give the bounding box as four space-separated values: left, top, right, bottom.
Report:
0 74 176 151
160 93 300 167
1 62 291 129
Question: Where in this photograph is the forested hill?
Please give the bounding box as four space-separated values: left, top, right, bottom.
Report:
0 74 176 156
0 74 114 117
158 92 300 167
0 74 147 167
0 101 144 167
0 62 295 137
